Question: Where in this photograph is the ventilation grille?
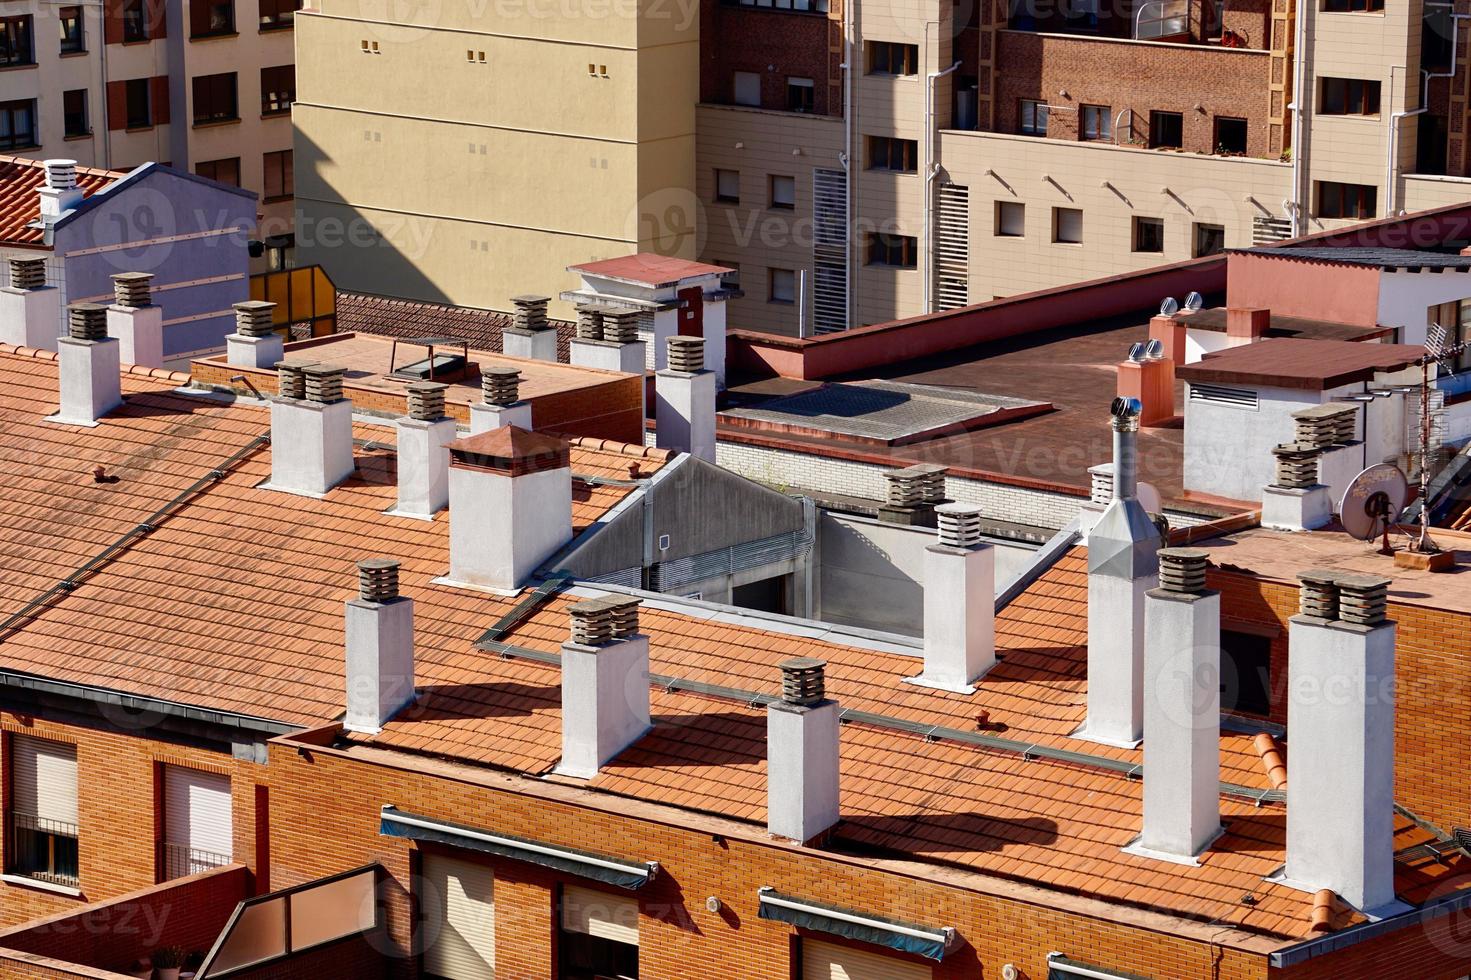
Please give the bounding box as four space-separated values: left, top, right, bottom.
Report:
1189 382 1258 410
934 183 970 312
1252 215 1293 245
812 168 849 335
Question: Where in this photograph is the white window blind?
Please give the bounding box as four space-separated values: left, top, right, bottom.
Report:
11 735 78 827
734 71 761 107
801 938 931 980
561 885 639 946
163 765 233 861
422 854 495 979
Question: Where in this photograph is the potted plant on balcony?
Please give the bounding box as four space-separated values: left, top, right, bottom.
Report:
151 945 185 980
125 957 151 979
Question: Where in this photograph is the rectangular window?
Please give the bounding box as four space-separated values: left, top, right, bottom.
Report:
263 148 292 200
1220 630 1272 716
1150 110 1183 148
1316 180 1377 219
769 174 795 209
0 15 34 66
714 168 739 203
769 267 795 303
1214 116 1247 154
559 885 639 980
192 71 238 124
867 232 917 267
261 64 294 115
258 0 299 29
6 736 79 888
734 0 829 11
160 766 233 880
733 70 761 107
122 0 149 41
0 99 37 150
867 40 917 75
995 200 1024 237
718 262 740 289
867 135 917 172
1080 104 1112 141
1323 0 1382 10
1320 77 1381 115
59 6 84 53
1019 99 1048 136
1194 222 1226 257
786 76 814 113
1133 216 1165 253
420 854 495 978
196 157 240 186
125 78 151 128
190 0 234 36
1053 207 1082 244
63 89 89 137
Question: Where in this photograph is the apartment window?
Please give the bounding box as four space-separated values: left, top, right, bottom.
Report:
769 174 795 209
1214 116 1247 154
868 232 917 267
263 148 292 200
258 0 299 29
261 64 294 115
59 7 84 53
124 78 151 128
1323 0 1382 10
1019 99 1048 136
769 267 795 303
63 89 89 137
560 885 639 980
714 168 739 203
190 0 233 35
160 766 232 880
868 135 917 172
1194 222 1226 257
0 99 38 150
1220 630 1272 717
995 200 1024 237
121 0 149 41
6 736 79 888
1080 104 1111 141
1150 110 1183 148
1053 207 1082 244
1316 180 1377 219
192 72 238 124
733 0 829 12
786 76 814 113
1320 77 1381 116
733 70 761 107
196 156 240 186
420 854 495 978
868 40 917 75
0 15 34 67
1133 216 1165 253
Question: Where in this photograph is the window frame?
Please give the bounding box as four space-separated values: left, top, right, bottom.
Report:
1319 77 1381 116
1132 216 1165 254
786 76 814 113
1315 180 1377 220
258 0 299 30
59 6 85 53
867 232 918 268
0 99 38 151
1149 110 1184 149
995 200 1025 238
190 0 235 37
768 267 796 304
260 63 294 116
867 40 917 76
1052 206 1083 245
196 156 241 187
732 70 762 107
1193 222 1226 257
63 89 89 138
1322 0 1382 11
714 168 740 204
1220 629 1273 717
769 173 796 210
263 148 293 201
1079 104 1112 142
121 0 150 41
191 71 239 125
867 135 918 173
0 15 35 68
1019 99 1048 137
5 736 80 889
124 78 152 129
1213 116 1248 154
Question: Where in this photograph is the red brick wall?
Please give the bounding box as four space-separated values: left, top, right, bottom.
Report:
229 933 389 979
700 0 841 116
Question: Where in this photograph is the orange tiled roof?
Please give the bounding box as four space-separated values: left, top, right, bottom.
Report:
0 156 119 247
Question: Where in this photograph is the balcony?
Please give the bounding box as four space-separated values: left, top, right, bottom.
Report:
160 841 233 882
5 811 79 889
1004 0 1263 48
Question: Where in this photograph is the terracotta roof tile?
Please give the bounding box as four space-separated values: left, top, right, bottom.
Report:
0 156 119 247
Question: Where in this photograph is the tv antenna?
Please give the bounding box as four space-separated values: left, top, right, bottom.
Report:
1340 463 1409 556
1410 324 1469 553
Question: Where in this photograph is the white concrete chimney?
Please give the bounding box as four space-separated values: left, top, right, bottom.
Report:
446 426 573 590
268 361 355 495
0 258 61 350
393 382 457 518
556 596 651 778
1082 398 1160 747
38 160 85 221
105 273 164 368
50 303 122 426
502 294 558 361
225 301 284 369
1128 548 1221 864
344 558 416 734
570 304 648 374
1262 443 1334 532
469 366 533 434
767 658 840 843
1284 571 1399 912
908 503 994 693
655 336 716 462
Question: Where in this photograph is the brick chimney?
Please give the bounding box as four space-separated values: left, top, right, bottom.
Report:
105 273 164 368
909 503 994 693
226 301 283 369
50 303 122 426
502 295 557 362
394 381 457 518
556 596 651 778
469 366 533 434
767 658 840 843
344 558 416 734
0 257 61 350
268 361 355 495
655 336 716 462
1116 343 1175 427
1225 307 1269 346
38 160 85 221
446 426 572 590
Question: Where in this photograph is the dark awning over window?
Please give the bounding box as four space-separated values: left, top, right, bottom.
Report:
379 805 658 890
1048 953 1153 980
757 886 956 961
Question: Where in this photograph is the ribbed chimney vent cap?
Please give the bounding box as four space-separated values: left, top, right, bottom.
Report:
1336 572 1391 627
8 257 46 291
568 594 641 646
66 302 108 341
233 300 277 338
357 557 401 602
1296 569 1343 620
778 657 826 706
43 159 78 190
1157 547 1210 594
935 502 984 548
111 272 153 308
405 380 448 421
481 365 522 406
666 335 705 373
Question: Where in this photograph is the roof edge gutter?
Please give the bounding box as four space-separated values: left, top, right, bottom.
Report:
1268 888 1471 967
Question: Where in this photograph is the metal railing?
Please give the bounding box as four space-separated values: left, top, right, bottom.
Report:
6 811 80 887
160 841 233 881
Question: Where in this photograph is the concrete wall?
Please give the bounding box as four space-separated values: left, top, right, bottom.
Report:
1376 267 1471 347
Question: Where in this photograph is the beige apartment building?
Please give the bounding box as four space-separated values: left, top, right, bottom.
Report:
1 0 297 266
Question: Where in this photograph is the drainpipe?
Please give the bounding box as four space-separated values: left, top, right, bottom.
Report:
1288 0 1309 236
1386 8 1467 217
839 0 854 330
924 54 962 315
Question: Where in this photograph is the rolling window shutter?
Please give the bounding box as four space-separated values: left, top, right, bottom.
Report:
560 885 639 946
147 0 167 38
150 75 170 124
163 766 232 858
801 939 931 980
10 736 78 827
422 854 495 979
106 80 128 130
103 0 123 43
188 0 206 33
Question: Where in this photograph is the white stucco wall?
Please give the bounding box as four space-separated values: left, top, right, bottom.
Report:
1375 268 1471 347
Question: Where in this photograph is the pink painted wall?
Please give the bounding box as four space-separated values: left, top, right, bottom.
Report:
1224 252 1382 328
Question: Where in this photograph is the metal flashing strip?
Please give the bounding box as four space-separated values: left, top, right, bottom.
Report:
379 805 658 890
1267 886 1471 967
995 515 1081 614
757 886 955 960
0 669 297 735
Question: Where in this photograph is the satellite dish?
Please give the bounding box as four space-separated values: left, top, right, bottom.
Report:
1184 291 1204 312
1138 481 1163 515
1144 338 1164 360
1159 297 1180 316
1340 463 1409 554
1127 341 1146 362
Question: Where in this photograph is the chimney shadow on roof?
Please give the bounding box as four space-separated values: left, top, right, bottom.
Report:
598 710 769 770
112 390 243 418
835 811 1059 855
398 681 561 723
1208 812 1286 856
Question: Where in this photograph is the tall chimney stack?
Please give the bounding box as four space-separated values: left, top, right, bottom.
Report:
1082 397 1160 747
767 658 841 843
38 160 85 221
268 361 355 495
469 366 533 434
655 336 716 462
226 301 283 369
1285 571 1399 912
50 303 122 426
1128 548 1221 864
106 273 164 368
446 426 573 590
393 381 457 518
556 596 651 778
502 295 558 361
344 558 416 734
1262 443 1333 532
909 503 994 693
0 257 62 350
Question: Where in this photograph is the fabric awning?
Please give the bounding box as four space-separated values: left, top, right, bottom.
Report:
757 887 956 961
1048 953 1153 980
